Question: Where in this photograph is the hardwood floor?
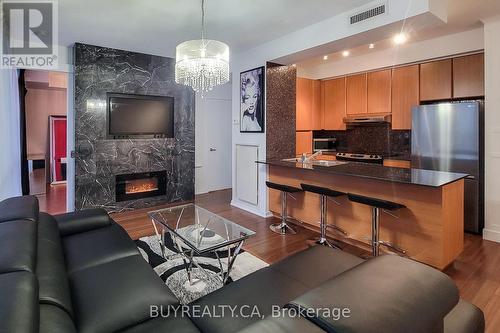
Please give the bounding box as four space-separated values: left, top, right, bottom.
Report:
36 183 66 215
40 188 500 332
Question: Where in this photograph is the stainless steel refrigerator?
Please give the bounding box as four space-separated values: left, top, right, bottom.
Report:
411 101 484 233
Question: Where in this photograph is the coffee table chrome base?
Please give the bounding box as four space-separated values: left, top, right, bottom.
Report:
151 217 245 286
269 220 297 235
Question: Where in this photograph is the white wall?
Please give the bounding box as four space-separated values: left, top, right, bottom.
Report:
483 16 500 243
195 82 232 194
230 0 438 217
0 70 22 201
298 28 484 79
25 88 67 157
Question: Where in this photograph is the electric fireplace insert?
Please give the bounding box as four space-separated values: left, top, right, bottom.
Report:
115 171 167 202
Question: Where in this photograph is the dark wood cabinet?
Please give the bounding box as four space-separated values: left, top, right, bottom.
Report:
323 77 346 130
391 65 419 130
346 73 367 115
296 77 322 131
368 69 392 114
296 77 312 131
420 59 452 101
296 131 312 155
453 53 484 98
311 80 323 130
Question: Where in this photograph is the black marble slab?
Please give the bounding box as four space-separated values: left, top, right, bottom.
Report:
74 43 195 212
313 123 411 159
257 159 468 188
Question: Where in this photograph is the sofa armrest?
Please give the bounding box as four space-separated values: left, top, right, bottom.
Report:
54 208 112 236
444 299 485 333
287 255 459 333
0 195 39 223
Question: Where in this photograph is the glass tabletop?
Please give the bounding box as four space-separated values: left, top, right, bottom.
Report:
148 204 256 253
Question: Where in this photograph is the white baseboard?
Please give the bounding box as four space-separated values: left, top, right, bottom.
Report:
230 200 271 218
483 228 500 243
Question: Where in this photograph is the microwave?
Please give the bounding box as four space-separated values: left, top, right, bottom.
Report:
313 138 337 152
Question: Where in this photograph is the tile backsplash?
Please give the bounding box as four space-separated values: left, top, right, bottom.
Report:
314 124 411 159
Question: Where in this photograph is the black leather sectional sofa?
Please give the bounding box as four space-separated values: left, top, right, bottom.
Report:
0 195 485 333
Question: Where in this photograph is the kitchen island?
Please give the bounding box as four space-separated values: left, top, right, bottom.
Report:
257 159 468 270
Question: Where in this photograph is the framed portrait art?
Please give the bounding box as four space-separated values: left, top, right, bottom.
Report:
240 66 265 133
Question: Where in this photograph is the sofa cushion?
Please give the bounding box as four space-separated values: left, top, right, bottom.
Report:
120 317 200 333
444 299 485 333
63 222 140 275
37 212 74 317
55 208 111 236
237 315 326 333
0 219 37 274
0 271 38 333
69 255 179 333
39 304 77 333
191 246 362 333
270 246 364 288
191 267 308 333
0 195 39 223
288 255 460 333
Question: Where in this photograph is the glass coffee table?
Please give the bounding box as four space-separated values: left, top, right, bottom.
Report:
148 204 256 288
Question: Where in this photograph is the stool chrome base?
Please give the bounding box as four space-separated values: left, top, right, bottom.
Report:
269 220 297 235
315 236 342 250
270 190 298 235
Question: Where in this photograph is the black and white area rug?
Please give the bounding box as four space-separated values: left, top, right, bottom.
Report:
136 235 268 304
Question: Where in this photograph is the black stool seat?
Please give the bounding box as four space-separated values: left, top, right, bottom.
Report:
266 181 302 193
347 193 406 211
300 183 344 198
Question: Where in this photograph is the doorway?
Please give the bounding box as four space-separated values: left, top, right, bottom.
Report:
22 70 68 214
195 83 232 194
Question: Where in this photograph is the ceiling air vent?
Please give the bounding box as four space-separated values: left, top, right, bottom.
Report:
350 4 386 25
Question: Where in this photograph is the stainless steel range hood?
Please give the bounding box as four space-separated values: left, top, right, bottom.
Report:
343 114 391 125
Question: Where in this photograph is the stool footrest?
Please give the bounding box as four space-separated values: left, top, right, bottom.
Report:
327 224 348 236
270 221 297 235
378 240 407 256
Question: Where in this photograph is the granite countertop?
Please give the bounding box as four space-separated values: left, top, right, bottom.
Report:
256 159 468 188
315 152 410 160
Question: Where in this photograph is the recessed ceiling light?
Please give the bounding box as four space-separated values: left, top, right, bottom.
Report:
342 50 350 57
369 43 375 49
393 33 408 45
323 55 328 60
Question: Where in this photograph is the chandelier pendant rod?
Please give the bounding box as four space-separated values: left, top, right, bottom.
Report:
201 0 205 42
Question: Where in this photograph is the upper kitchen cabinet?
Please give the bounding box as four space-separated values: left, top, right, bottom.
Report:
346 73 367 115
296 77 322 131
420 59 452 101
453 53 485 98
323 77 346 130
367 69 392 114
311 80 323 130
392 65 419 130
296 77 313 131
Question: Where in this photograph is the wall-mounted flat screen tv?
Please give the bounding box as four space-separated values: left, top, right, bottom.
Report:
107 93 174 139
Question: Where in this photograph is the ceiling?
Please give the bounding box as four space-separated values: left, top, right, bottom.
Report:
59 0 373 57
294 0 500 68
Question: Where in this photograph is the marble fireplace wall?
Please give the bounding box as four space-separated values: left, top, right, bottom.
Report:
74 43 195 211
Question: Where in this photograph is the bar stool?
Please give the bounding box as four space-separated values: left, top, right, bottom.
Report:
347 193 406 257
266 181 303 235
300 183 346 249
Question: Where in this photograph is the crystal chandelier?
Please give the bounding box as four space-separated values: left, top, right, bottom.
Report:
175 0 230 94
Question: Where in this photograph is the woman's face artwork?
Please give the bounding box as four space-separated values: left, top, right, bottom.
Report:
241 71 260 115
243 84 259 114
